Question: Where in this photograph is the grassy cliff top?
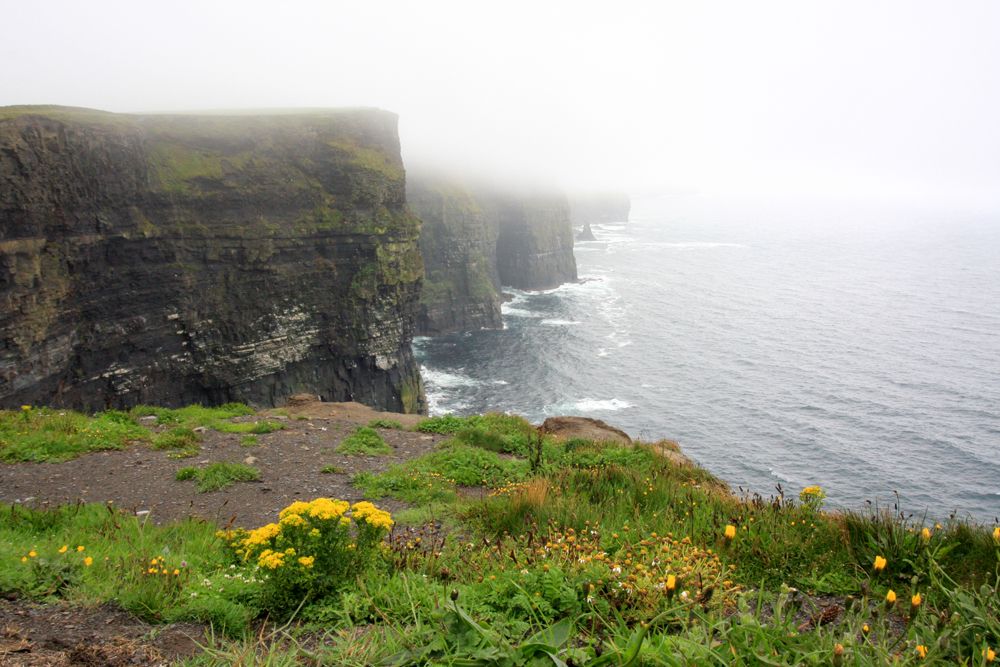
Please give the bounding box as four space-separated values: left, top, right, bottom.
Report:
1 403 998 664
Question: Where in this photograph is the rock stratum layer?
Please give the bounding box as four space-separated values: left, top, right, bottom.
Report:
0 106 425 413
408 172 577 335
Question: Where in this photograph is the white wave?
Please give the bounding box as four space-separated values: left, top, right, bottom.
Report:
597 348 609 357
491 380 509 385
420 366 479 388
617 340 633 348
573 398 633 412
768 467 796 483
546 398 633 414
541 319 582 326
503 307 543 318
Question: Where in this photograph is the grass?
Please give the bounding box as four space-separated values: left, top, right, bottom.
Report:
320 464 345 474
151 427 202 458
175 462 261 492
336 426 392 455
0 403 273 464
0 408 148 462
2 406 1000 665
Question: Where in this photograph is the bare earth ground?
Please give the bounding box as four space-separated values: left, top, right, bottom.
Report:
0 401 452 665
0 403 448 528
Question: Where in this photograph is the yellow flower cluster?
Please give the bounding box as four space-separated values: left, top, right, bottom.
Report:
145 555 180 576
280 498 350 521
351 501 394 530
20 545 92 566
258 549 286 569
800 485 823 497
484 523 737 614
243 522 281 547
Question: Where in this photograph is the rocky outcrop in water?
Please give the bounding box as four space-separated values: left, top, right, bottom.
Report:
0 106 425 413
409 172 577 334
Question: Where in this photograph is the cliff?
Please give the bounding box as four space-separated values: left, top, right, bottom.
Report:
409 172 576 334
492 190 577 291
407 175 502 335
568 192 631 226
0 106 425 413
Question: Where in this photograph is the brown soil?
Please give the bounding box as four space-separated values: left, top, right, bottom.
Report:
0 599 204 666
0 401 447 528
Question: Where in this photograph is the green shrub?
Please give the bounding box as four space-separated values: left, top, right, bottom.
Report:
227 498 394 616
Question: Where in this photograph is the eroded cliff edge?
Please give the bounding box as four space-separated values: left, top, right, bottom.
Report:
0 106 425 413
408 172 576 335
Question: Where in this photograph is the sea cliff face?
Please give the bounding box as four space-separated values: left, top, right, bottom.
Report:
409 172 576 334
407 176 503 335
0 106 425 413
492 190 577 291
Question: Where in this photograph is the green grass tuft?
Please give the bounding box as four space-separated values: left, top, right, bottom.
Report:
175 462 261 492
337 427 392 455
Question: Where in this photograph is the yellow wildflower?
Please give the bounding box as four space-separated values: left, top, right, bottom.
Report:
873 555 886 572
279 513 306 527
58 545 68 554
886 589 897 604
309 528 320 538
862 623 870 634
21 405 31 411
84 556 93 567
20 556 27 563
76 546 85 552
242 523 281 547
911 592 922 610
28 550 37 558
258 549 285 569
279 501 311 519
915 645 927 659
983 647 995 662
993 526 1000 543
724 525 736 540
173 569 180 576
920 527 931 542
308 498 350 520
298 556 315 568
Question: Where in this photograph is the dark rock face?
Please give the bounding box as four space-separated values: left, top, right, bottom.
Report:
0 106 425 413
408 172 577 334
493 191 577 291
569 193 631 226
407 176 502 335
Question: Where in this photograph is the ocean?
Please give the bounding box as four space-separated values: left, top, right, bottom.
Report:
413 195 1000 523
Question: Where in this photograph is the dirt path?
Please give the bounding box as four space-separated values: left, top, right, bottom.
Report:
0 402 448 528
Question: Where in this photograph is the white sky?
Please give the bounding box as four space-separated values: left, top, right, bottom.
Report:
2 0 998 205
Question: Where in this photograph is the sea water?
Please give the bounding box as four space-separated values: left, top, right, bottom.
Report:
414 196 1000 522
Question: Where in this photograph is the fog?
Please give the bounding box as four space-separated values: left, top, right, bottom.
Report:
2 0 999 206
